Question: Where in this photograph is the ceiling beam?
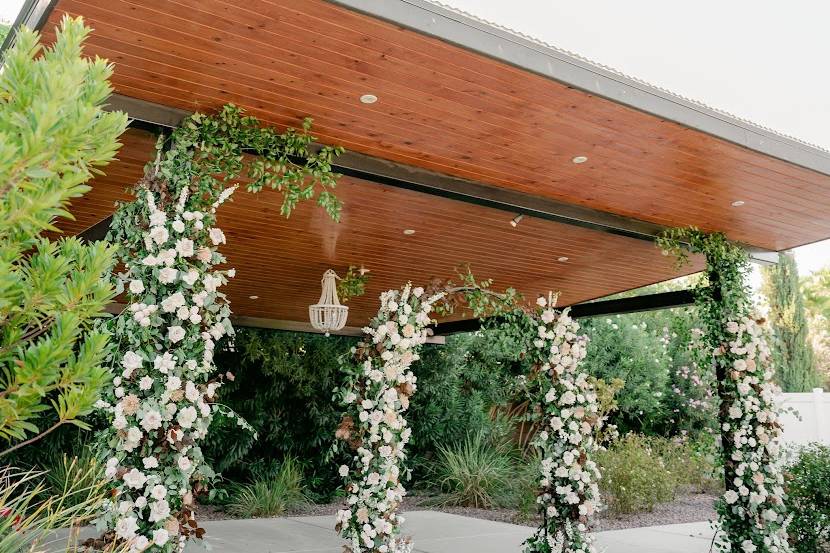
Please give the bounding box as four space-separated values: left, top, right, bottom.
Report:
330 0 830 179
433 288 698 336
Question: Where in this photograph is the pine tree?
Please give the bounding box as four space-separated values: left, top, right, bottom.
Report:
762 252 820 392
0 16 127 456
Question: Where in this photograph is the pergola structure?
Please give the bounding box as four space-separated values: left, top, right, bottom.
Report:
6 0 830 333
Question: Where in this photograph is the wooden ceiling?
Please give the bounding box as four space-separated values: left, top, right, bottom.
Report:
42 0 830 252
59 128 700 325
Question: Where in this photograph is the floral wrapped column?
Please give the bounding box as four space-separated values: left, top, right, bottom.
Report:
333 284 442 553
522 298 602 553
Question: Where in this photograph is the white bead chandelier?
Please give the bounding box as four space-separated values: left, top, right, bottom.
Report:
309 269 349 335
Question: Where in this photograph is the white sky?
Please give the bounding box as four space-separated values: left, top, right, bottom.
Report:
2 0 828 275
0 2 21 24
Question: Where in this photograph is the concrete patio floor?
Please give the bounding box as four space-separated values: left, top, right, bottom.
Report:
177 511 715 553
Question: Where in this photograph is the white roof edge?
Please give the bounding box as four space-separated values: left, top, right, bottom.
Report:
330 0 830 177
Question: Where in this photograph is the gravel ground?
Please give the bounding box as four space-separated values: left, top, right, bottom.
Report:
196 492 718 532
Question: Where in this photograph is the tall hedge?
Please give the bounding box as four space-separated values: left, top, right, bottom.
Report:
762 252 820 392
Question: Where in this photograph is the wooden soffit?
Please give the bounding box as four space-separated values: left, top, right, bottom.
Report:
60 128 701 326
36 0 830 253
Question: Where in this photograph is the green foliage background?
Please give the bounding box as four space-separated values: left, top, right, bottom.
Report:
762 252 821 391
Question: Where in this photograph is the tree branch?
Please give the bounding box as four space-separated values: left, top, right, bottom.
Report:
0 419 67 458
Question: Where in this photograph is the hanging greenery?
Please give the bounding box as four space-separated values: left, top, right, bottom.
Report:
93 105 342 552
658 228 791 553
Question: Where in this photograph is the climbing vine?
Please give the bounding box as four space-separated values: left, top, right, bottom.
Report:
93 104 342 552
658 228 790 553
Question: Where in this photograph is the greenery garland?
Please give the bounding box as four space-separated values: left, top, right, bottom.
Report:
658 228 790 553
94 105 342 552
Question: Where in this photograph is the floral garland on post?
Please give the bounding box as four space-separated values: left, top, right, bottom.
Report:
332 270 518 553
521 294 602 553
658 229 790 553
333 283 442 553
93 104 342 552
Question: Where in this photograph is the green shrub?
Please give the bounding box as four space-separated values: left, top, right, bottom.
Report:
0 15 126 456
227 456 308 518
408 330 529 472
429 432 518 508
513 450 543 520
787 444 830 553
209 329 358 498
648 434 720 494
0 466 111 552
596 434 677 514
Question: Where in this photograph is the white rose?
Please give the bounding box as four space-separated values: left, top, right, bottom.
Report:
142 456 159 469
339 465 349 477
172 220 185 233
139 376 153 391
177 406 198 428
149 499 171 523
209 227 226 245
129 280 145 294
182 270 199 286
158 267 178 284
150 484 167 500
166 375 182 391
176 238 194 257
115 516 139 540
122 468 147 489
153 528 170 546
141 410 162 432
724 489 739 504
149 225 169 246
178 455 193 472
160 292 185 313
122 351 143 371
168 325 186 343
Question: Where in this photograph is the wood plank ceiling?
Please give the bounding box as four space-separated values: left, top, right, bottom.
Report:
60 128 701 325
43 0 830 253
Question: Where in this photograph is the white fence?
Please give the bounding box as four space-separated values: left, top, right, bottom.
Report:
777 388 830 446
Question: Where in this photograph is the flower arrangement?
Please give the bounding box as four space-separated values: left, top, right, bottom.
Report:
94 184 237 552
658 228 791 553
522 296 602 553
93 104 342 552
333 283 443 553
714 314 790 553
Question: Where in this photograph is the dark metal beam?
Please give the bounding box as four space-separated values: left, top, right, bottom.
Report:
1 0 57 56
433 288 697 335
77 215 114 243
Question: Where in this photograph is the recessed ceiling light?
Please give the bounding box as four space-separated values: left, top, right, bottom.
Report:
510 214 524 227
571 156 588 164
557 256 569 262
403 229 415 235
249 295 259 300
359 94 378 104
731 200 745 207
